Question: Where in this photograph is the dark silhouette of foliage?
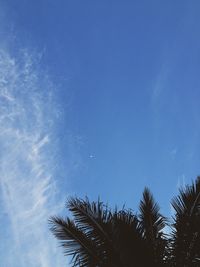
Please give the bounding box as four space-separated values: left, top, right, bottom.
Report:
170 177 200 267
139 188 167 266
50 177 200 267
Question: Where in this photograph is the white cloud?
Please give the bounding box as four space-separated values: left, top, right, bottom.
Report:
0 49 66 267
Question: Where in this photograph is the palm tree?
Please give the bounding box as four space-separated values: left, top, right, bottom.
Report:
49 177 200 267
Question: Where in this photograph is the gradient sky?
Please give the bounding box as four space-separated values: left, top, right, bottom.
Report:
1 1 200 267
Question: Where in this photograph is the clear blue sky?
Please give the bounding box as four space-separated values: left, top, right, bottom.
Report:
1 1 200 267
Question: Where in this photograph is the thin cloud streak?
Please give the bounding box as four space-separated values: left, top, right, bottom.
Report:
151 62 170 104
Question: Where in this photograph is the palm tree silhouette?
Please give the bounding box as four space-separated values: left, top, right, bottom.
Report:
170 177 200 267
49 177 200 267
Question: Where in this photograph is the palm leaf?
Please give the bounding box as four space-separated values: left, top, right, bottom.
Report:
139 187 166 239
170 177 200 266
67 197 112 242
139 187 167 265
49 216 101 267
67 197 121 267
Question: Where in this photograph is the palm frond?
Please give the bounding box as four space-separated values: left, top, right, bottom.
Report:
139 187 167 266
170 177 200 266
139 187 166 239
171 177 200 219
66 197 121 267
49 216 101 267
67 197 112 244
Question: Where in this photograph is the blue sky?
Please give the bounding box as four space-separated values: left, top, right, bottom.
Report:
1 1 200 267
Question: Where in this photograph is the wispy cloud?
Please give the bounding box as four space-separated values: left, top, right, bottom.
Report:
0 49 66 267
170 148 178 159
151 62 170 104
